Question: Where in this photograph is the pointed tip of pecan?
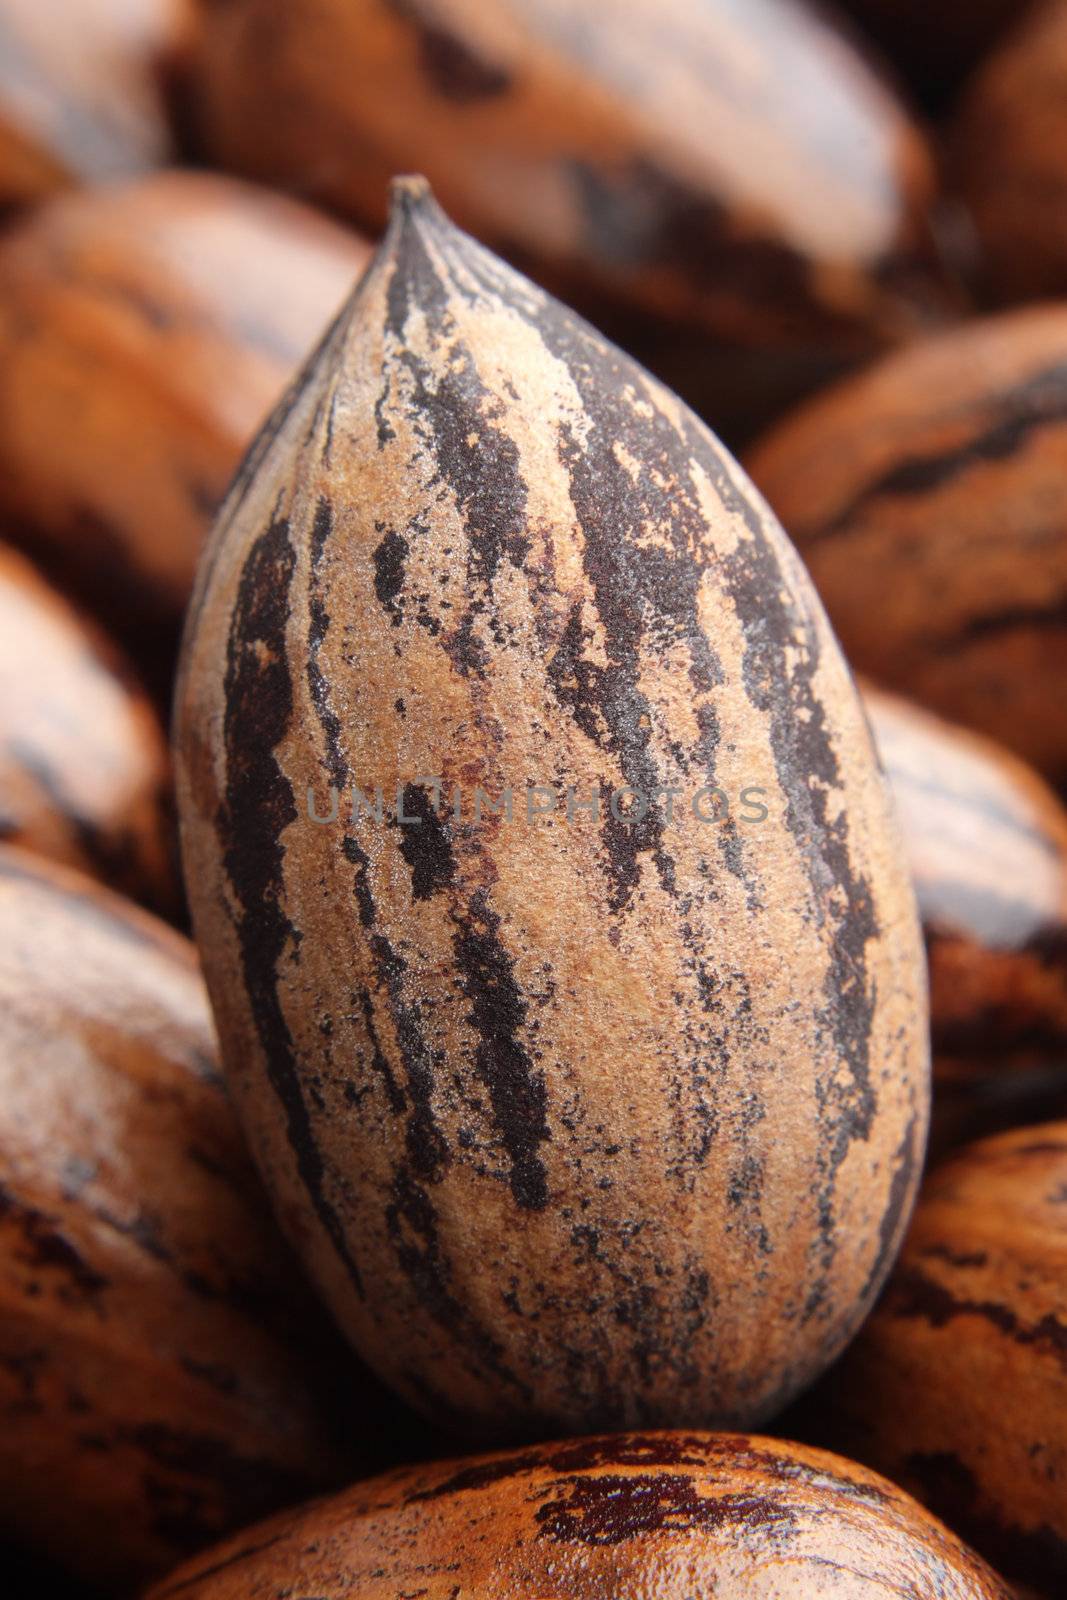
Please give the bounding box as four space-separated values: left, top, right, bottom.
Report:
388 173 436 215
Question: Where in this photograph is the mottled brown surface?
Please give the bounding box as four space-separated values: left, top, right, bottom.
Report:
0 847 353 1591
747 305 1067 780
0 169 373 639
955 0 1067 301
176 179 929 1442
146 1430 1011 1599
816 1122 1067 1596
0 0 188 208
190 0 945 436
0 542 177 914
864 686 1067 1149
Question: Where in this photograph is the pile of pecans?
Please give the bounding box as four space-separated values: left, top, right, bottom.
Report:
1 4 1065 1599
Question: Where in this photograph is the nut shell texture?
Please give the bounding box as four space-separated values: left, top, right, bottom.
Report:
176 181 929 1441
0 848 347 1589
955 0 1067 301
0 0 183 207
863 686 1067 1092
146 1431 1011 1600
192 0 941 432
0 542 176 911
821 1122 1067 1594
748 306 1067 780
0 169 373 630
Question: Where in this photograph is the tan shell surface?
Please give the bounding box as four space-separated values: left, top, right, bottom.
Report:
954 0 1067 302
747 305 1067 780
0 541 176 912
175 181 929 1442
863 685 1067 1111
0 847 350 1590
146 1430 1011 1600
0 169 373 630
0 0 187 208
191 0 942 432
819 1122 1067 1595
